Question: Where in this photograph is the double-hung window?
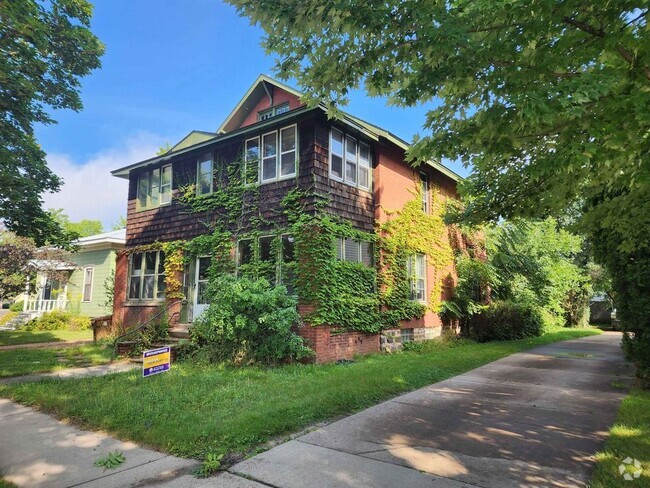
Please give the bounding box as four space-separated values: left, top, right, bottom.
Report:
235 234 296 294
82 267 94 302
407 254 426 302
335 237 372 267
137 164 172 209
420 172 429 213
259 125 297 183
197 154 213 196
128 251 165 300
329 129 371 190
245 137 260 184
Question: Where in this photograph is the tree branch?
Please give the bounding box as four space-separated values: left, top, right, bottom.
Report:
564 16 650 82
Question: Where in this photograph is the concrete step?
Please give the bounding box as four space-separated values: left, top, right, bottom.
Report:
168 324 191 339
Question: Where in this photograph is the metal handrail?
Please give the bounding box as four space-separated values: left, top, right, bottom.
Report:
111 300 185 360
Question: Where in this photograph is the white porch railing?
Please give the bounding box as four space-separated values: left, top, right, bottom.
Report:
24 298 69 315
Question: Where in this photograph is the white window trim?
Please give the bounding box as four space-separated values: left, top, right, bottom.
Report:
279 125 298 178
259 124 298 184
127 251 166 302
196 155 213 197
420 172 430 214
329 128 344 182
82 267 94 302
328 128 372 192
335 237 372 266
160 164 173 204
258 102 290 121
245 136 260 183
408 254 427 304
137 164 173 210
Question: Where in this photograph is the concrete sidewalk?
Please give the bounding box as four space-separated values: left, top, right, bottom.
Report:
231 332 634 488
0 399 263 487
0 361 139 385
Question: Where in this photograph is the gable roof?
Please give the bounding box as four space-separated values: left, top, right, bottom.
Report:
217 74 304 134
111 76 460 182
168 131 217 153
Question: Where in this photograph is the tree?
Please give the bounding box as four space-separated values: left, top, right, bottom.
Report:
0 1 104 246
0 232 36 302
228 0 648 251
111 216 127 231
49 209 103 238
229 0 650 382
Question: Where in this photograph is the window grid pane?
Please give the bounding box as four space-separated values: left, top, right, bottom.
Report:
345 136 357 184
262 132 277 181
330 129 344 179
280 126 296 177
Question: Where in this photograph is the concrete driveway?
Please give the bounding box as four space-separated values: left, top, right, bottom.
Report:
231 332 634 488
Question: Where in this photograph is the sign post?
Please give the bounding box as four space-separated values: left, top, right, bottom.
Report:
142 346 171 377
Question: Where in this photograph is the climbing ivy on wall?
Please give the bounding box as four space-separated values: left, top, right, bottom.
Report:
125 151 456 334
377 184 454 319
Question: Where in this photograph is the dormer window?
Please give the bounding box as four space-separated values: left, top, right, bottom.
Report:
258 103 290 122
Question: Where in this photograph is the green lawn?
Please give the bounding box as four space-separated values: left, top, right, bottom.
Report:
0 329 93 347
0 326 600 461
591 388 650 487
0 345 112 378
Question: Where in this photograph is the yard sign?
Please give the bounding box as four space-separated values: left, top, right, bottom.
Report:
142 346 171 377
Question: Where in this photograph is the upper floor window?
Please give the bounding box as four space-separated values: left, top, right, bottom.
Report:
128 250 165 301
247 125 297 184
329 128 371 191
407 254 426 302
197 154 213 196
137 164 172 210
420 172 429 213
335 237 373 267
258 103 290 121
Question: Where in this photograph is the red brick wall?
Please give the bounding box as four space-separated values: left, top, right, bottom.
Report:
297 325 379 364
296 305 379 363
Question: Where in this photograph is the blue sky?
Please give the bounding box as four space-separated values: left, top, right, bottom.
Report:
39 0 465 227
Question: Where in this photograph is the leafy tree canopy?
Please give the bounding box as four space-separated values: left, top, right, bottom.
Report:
0 232 36 301
49 209 103 238
110 216 127 231
229 0 649 251
0 0 104 246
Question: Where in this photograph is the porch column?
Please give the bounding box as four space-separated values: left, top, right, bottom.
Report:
23 275 29 312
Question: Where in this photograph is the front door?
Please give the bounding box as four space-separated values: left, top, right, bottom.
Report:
193 256 211 320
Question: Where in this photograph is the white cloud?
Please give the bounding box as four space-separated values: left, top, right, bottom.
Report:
42 133 164 229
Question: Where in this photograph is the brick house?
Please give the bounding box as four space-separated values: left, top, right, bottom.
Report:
111 75 461 363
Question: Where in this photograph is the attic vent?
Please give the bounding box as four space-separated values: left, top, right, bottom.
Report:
258 103 290 122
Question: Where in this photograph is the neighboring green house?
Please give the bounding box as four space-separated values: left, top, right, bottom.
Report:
24 229 125 319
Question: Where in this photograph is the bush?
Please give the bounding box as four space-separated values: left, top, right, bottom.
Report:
9 300 23 312
463 300 544 342
24 310 91 331
188 275 313 365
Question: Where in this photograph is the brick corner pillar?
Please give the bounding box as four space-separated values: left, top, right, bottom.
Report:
112 252 129 334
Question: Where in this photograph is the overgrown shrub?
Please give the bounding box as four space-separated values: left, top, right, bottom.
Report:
24 310 91 331
9 300 23 312
463 300 544 342
188 275 313 365
593 233 650 387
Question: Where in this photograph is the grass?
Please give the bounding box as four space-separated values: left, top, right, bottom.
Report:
0 478 17 488
0 345 112 378
0 329 93 347
0 326 600 461
591 388 650 487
